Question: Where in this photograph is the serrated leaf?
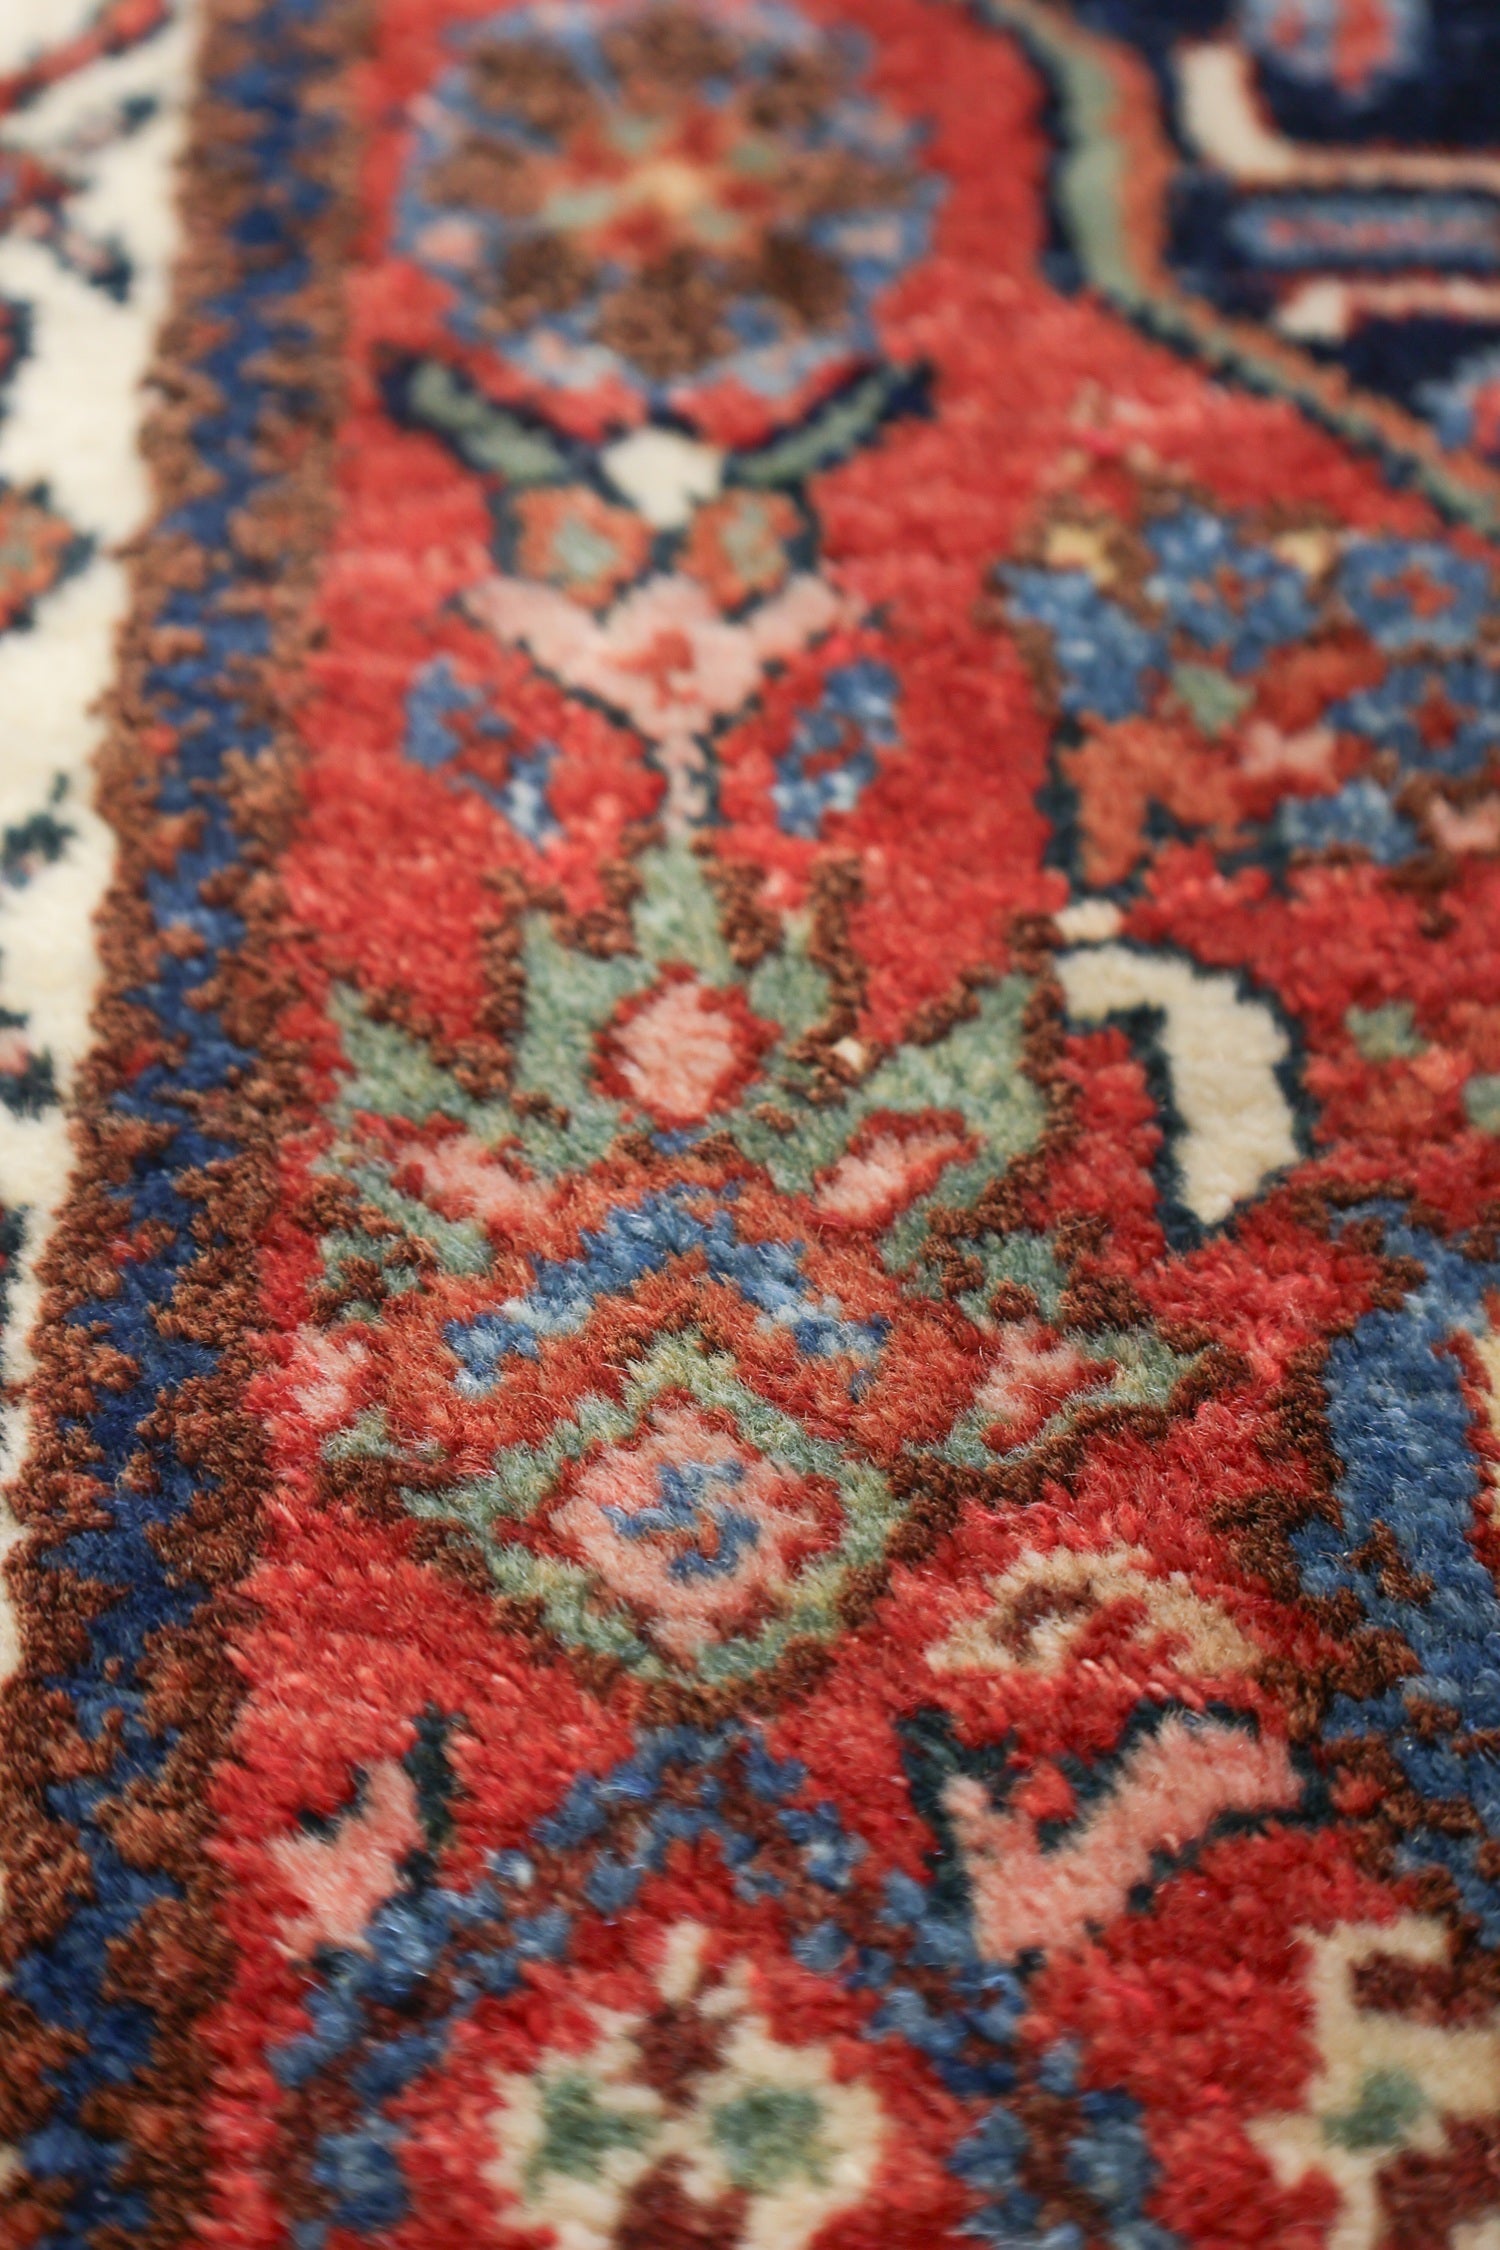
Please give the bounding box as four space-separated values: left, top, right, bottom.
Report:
398 355 571 485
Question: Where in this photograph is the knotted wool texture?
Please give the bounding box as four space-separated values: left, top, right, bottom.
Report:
3 2 1500 2245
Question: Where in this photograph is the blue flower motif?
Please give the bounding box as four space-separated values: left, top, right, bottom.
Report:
1005 568 1163 721
1338 536 1491 652
1275 776 1418 864
1144 508 1313 673
1239 0 1428 104
1330 657 1500 776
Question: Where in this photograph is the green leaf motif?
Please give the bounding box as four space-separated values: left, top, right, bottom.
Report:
710 2086 829 2192
1321 2067 1427 2153
526 2073 658 2191
403 354 570 485
324 841 1046 1266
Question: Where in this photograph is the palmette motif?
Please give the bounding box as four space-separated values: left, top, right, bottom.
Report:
8 3 1500 2248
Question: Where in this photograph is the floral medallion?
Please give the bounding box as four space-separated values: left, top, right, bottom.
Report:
398 0 940 425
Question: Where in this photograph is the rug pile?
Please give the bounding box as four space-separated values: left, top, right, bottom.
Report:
4 1 1500 2244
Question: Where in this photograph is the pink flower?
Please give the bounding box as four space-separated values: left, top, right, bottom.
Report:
549 1403 831 1657
973 1320 1111 1449
270 1759 423 1957
599 968 773 1127
813 1122 971 1230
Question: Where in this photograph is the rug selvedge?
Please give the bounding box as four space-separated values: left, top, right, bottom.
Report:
0 1 363 2240
6 1 1500 2247
0 0 201 1492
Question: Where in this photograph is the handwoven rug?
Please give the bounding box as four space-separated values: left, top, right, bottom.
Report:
4 3 1500 2245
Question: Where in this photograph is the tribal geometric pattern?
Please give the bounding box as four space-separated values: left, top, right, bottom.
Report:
3 3 1500 2248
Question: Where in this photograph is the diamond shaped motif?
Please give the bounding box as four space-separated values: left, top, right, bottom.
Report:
306 842 1193 1693
406 1328 898 1683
